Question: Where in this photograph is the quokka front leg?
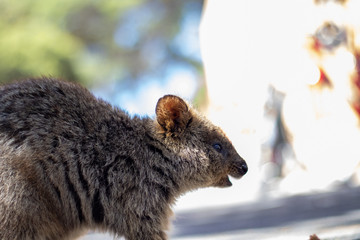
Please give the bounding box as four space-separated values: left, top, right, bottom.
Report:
124 225 168 240
122 215 169 240
125 231 167 240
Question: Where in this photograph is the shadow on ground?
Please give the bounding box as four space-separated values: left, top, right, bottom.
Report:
172 186 360 238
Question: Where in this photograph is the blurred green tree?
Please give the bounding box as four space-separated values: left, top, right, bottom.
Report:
0 0 203 88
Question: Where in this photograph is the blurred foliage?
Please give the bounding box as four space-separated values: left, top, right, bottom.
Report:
0 0 203 87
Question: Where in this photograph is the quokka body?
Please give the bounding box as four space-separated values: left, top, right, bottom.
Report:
0 78 247 240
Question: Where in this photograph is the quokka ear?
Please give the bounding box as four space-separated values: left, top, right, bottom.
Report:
156 95 192 136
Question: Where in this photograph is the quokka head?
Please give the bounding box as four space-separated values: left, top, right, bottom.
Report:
155 95 248 189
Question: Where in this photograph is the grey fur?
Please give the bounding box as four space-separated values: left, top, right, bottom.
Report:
0 77 247 240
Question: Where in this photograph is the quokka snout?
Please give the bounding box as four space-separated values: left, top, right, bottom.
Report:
0 77 247 240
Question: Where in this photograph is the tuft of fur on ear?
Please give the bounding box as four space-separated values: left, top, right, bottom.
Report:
155 95 192 137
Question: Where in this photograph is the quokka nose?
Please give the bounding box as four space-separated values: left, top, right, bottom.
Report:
241 162 248 174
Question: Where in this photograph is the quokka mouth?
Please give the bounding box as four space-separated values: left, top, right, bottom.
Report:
214 162 248 188
215 175 233 188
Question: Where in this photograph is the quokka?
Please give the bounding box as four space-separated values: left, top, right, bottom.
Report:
0 77 248 240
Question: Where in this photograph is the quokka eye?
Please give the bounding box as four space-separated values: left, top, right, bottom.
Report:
213 143 222 153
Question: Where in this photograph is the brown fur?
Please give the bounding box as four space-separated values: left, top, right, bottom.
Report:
0 77 247 240
309 234 320 240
